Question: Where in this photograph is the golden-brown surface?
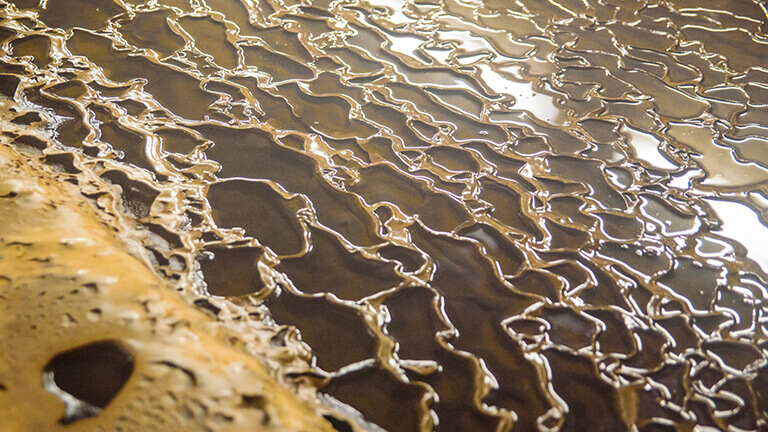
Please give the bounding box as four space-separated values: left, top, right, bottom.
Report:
0 142 336 432
1 0 768 430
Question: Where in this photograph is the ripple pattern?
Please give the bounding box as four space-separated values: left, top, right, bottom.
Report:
2 0 768 430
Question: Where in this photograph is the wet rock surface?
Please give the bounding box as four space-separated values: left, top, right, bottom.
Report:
1 0 768 430
0 144 336 431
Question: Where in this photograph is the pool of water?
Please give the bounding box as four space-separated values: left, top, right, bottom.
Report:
1 0 768 430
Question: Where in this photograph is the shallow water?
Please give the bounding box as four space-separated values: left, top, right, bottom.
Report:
1 0 768 430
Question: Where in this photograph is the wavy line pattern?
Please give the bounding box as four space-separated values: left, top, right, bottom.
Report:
1 0 768 430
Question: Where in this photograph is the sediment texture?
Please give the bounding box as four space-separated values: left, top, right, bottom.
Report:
1 0 768 431
0 140 336 430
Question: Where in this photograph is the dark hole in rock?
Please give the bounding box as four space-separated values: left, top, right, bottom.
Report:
43 340 134 425
240 394 268 410
100 170 160 218
42 152 80 174
193 298 221 316
323 414 355 432
0 73 21 97
10 111 43 125
12 134 47 151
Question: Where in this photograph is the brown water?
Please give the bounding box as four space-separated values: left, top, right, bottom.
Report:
1 0 768 430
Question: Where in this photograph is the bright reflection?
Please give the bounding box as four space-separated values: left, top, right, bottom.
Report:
704 198 768 274
475 63 567 125
620 123 678 170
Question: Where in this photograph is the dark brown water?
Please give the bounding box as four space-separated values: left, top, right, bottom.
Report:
2 0 768 430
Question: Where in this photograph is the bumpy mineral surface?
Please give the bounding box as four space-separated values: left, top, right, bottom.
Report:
0 142 340 431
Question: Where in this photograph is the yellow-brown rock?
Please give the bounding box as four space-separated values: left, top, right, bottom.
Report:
0 143 335 432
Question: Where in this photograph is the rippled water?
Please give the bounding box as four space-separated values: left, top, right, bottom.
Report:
2 0 768 430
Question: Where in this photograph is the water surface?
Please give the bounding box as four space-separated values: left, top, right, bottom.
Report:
2 0 768 430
